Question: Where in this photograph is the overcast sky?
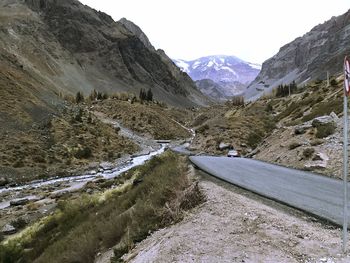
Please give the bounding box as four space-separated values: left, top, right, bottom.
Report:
79 0 349 64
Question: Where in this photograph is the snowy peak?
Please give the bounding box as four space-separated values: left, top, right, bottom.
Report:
173 55 261 100
174 55 261 84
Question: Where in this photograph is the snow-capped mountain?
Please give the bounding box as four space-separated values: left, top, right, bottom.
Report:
174 55 261 100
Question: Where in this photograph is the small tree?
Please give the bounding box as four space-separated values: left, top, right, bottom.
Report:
75 91 84 103
231 95 244 106
89 89 98 101
139 88 147 101
146 89 153 101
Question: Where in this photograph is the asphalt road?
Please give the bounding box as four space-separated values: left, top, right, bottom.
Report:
190 156 350 226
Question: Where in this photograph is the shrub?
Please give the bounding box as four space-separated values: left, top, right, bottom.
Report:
74 146 92 159
311 139 324 146
11 218 27 230
302 148 315 159
196 124 209 134
247 130 264 148
289 142 302 150
315 123 336 138
330 79 338 86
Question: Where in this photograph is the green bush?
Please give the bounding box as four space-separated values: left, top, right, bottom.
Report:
315 123 336 138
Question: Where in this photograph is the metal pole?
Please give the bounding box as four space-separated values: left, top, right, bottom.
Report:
343 94 348 253
327 71 330 87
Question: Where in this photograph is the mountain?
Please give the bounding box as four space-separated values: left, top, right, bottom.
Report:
0 0 209 111
195 79 229 101
174 55 261 100
245 9 350 101
0 0 212 182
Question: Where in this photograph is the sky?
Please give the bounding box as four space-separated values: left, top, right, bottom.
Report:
79 0 349 64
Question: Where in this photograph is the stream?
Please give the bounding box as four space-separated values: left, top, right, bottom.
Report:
0 113 195 211
0 144 167 210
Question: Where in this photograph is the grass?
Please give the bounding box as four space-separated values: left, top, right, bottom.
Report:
94 100 191 140
0 152 204 263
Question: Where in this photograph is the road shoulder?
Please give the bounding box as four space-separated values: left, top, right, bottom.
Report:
123 170 349 263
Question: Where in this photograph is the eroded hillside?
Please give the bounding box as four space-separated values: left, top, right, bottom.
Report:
192 76 345 178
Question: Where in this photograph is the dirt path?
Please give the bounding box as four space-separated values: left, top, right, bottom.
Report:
122 170 350 263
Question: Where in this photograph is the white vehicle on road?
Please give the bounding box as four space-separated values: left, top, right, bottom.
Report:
227 149 240 157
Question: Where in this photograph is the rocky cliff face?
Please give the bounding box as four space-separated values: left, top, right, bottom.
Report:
246 9 350 100
1 0 208 108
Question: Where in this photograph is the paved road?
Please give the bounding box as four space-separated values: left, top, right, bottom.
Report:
190 156 350 226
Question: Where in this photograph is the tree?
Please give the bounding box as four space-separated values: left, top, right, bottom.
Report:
139 88 147 101
89 89 98 101
146 88 153 101
75 91 84 103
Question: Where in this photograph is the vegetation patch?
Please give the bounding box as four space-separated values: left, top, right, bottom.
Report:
315 122 336 138
302 148 315 159
0 152 204 263
289 142 302 150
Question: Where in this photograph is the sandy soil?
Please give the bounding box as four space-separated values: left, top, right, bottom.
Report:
121 171 350 263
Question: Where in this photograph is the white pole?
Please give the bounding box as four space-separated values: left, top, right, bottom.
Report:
327 71 330 87
343 87 349 253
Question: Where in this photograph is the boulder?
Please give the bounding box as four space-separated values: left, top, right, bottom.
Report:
330 112 339 121
10 198 29 206
2 224 16 235
0 177 8 187
305 152 329 170
294 122 313 135
312 116 334 127
312 152 329 162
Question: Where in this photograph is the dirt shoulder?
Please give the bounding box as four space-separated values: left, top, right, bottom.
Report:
123 170 350 263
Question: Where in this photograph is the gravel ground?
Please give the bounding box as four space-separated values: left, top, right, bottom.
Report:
121 170 350 263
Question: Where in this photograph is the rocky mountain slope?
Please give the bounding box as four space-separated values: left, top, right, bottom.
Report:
1 0 208 112
0 0 209 184
194 79 230 101
174 55 260 100
191 76 344 179
246 8 350 101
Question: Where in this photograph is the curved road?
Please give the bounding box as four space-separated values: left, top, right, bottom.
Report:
190 156 350 226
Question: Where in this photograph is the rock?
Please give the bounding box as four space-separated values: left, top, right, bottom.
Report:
10 198 29 206
0 177 8 187
330 112 339 121
294 126 306 135
305 163 327 170
294 123 312 135
86 188 93 194
312 152 329 162
218 142 231 151
312 116 334 127
99 162 113 170
2 224 16 235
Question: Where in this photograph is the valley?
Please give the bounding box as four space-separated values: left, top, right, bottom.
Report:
1 0 350 262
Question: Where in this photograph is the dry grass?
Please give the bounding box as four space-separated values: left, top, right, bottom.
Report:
0 152 204 263
94 99 191 140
